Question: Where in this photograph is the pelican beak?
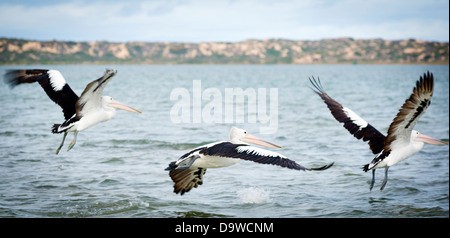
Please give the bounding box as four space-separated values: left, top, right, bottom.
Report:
241 133 282 148
109 100 142 113
417 134 448 145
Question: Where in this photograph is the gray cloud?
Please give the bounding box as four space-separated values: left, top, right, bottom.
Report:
0 0 448 42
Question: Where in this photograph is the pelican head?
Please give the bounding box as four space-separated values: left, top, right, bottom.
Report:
412 130 448 145
103 96 142 113
229 127 282 148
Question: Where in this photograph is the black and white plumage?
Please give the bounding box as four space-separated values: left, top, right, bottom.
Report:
310 72 447 191
4 69 142 154
165 127 334 195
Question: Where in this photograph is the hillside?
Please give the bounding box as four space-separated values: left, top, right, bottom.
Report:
0 37 448 64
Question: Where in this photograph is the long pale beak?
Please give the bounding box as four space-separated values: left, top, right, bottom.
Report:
109 100 142 113
417 134 448 145
241 133 282 148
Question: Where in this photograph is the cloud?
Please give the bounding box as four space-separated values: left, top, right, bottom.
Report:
0 0 448 42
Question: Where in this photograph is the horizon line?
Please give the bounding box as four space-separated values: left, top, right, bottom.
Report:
1 36 449 44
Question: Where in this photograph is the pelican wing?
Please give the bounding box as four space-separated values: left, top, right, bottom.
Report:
310 77 386 154
4 69 79 120
201 142 333 171
384 72 434 151
76 69 117 117
168 168 206 195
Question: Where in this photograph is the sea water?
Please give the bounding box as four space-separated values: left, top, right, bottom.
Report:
0 64 448 217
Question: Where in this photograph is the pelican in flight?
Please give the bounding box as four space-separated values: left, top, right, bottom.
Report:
310 71 447 191
4 69 142 154
165 127 334 195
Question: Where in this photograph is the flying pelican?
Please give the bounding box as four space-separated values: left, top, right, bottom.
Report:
4 69 142 154
310 71 448 191
165 127 334 195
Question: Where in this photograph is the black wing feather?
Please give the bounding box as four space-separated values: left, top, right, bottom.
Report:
309 76 386 154
169 168 206 195
200 142 333 171
4 69 79 120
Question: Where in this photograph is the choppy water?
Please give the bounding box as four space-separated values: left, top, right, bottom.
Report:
0 64 448 218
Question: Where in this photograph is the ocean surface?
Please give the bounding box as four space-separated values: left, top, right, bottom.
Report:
0 64 448 218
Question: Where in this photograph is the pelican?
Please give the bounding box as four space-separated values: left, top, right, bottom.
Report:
310 71 448 191
165 127 334 195
4 69 142 154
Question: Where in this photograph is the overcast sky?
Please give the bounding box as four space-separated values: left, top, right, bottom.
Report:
0 0 448 43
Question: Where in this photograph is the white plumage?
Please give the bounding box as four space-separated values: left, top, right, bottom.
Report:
48 70 65 91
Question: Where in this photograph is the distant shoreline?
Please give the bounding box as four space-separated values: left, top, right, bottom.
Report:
1 37 448 65
1 62 448 66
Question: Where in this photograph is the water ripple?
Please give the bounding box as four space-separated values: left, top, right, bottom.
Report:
0 65 448 218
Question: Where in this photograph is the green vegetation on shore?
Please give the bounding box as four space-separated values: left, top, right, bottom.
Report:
1 37 448 65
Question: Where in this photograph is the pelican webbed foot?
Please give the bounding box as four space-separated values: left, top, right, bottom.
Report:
67 131 78 152
177 155 200 170
380 166 389 191
56 132 68 155
369 169 376 191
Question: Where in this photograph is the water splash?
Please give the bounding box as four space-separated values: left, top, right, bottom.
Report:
237 187 271 204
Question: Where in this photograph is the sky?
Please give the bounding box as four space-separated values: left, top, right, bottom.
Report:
0 0 448 43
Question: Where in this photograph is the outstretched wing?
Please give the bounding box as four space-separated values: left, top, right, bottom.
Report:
168 168 206 195
76 69 117 117
4 69 79 120
201 142 334 171
309 76 386 154
384 71 434 151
